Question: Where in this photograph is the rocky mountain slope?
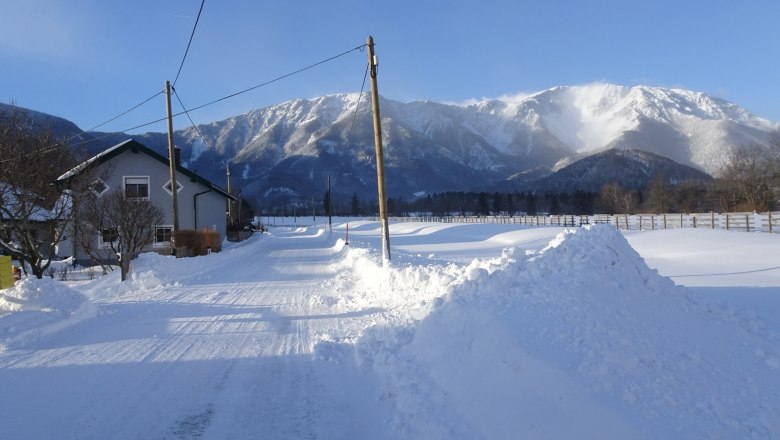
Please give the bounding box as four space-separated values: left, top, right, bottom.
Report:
3 84 775 206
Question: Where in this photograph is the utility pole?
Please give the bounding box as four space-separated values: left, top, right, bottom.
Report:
165 80 180 232
367 35 391 261
226 165 233 228
327 175 332 233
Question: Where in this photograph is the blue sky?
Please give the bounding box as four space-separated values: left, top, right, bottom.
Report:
2 0 779 135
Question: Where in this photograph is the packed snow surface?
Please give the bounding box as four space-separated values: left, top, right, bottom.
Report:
1 221 778 439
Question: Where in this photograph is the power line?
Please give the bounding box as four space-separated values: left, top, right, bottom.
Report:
172 87 213 152
1 43 368 163
182 44 367 114
60 91 164 146
0 91 166 164
346 63 370 146
173 0 206 87
90 44 365 145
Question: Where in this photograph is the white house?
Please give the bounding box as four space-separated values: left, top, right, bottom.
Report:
56 139 235 265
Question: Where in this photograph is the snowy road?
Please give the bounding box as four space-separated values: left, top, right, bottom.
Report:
2 222 779 439
0 227 389 439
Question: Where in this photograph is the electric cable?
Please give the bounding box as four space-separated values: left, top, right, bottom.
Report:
173 87 214 151
182 44 367 114
173 0 206 87
59 91 164 146
1 43 367 163
346 63 370 146
0 91 165 164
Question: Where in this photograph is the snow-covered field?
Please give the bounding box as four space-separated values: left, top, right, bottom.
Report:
1 221 778 439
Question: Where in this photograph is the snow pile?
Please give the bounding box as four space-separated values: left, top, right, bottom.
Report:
74 252 181 301
0 277 95 351
324 241 506 328
335 225 779 439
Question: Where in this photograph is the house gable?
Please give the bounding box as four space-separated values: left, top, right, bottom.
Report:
55 139 238 264
57 139 234 201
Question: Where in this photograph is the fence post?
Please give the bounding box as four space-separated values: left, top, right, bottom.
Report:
770 211 774 233
726 213 730 230
746 213 750 233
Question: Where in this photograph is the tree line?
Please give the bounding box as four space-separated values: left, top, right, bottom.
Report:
269 138 780 218
318 143 780 219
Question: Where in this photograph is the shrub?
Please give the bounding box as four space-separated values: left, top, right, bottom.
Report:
173 229 221 256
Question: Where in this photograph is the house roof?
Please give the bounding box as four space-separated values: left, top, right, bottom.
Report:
0 182 61 222
57 139 236 200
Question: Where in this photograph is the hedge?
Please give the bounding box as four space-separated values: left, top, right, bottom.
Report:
173 229 221 256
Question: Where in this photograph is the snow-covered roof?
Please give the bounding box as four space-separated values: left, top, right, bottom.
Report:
0 182 53 222
56 139 133 181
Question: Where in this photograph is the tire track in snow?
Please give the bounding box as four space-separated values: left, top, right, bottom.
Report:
0 229 352 439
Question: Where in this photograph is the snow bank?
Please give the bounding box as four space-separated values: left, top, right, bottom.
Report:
326 225 780 439
0 277 96 351
81 232 275 301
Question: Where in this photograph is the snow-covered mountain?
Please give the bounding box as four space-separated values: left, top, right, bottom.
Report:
159 83 773 203
3 84 776 204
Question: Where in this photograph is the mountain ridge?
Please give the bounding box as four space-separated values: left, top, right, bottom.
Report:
2 83 775 206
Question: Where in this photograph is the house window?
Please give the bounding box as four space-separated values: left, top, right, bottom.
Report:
163 180 183 196
99 228 119 248
90 179 110 197
154 226 173 246
124 177 149 199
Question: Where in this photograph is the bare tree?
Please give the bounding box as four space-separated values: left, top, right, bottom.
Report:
644 174 673 214
0 106 86 278
78 190 164 281
676 181 710 213
598 182 637 214
719 143 779 211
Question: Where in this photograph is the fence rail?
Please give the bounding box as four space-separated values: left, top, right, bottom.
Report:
382 211 780 233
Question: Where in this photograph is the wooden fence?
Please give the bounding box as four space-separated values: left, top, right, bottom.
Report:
384 211 780 233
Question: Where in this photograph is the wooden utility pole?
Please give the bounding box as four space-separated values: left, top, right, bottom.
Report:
226 165 233 227
165 80 180 232
367 35 391 261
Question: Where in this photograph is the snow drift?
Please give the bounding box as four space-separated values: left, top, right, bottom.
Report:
1 223 778 439
322 225 780 439
0 277 96 351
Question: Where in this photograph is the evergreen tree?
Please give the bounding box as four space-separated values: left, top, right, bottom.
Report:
526 193 538 215
478 192 490 215
548 193 561 215
506 193 516 216
492 192 503 215
322 191 331 217
350 192 360 216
